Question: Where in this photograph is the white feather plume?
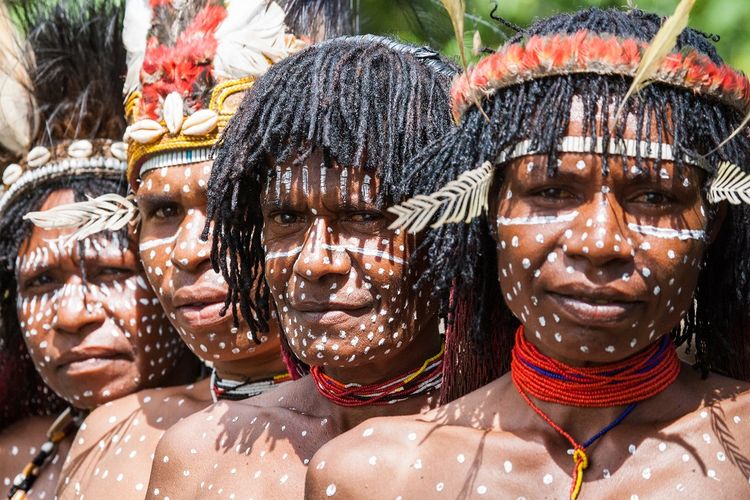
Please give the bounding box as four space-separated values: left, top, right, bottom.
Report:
24 193 139 243
123 0 153 95
388 162 493 234
708 162 750 205
0 2 35 155
213 0 290 80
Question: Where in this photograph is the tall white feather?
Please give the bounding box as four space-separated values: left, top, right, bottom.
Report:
387 162 493 234
0 2 35 155
123 0 152 95
213 0 290 80
24 193 139 243
708 162 750 205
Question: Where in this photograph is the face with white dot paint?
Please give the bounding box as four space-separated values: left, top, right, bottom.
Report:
15 190 185 409
492 98 710 365
137 161 283 375
262 151 436 378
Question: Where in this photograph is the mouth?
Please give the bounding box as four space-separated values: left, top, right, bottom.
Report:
290 302 373 326
173 286 231 328
548 292 642 325
57 350 131 375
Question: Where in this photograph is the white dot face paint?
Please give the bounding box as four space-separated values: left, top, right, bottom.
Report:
261 154 429 370
15 189 185 409
493 148 708 364
137 163 284 368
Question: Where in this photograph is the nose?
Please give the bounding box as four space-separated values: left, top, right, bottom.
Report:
170 210 211 272
52 278 107 335
293 217 351 281
562 193 634 268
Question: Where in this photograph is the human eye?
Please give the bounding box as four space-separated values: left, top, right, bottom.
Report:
20 272 57 291
271 212 306 225
347 211 384 223
534 187 576 200
631 191 675 205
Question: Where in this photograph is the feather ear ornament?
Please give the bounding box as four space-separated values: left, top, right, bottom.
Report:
24 193 139 242
618 0 696 118
707 162 750 205
388 162 493 234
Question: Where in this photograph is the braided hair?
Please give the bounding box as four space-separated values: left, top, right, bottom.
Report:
401 8 750 403
206 35 456 374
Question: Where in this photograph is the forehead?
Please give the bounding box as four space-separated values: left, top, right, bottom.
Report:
264 161 382 204
137 161 212 193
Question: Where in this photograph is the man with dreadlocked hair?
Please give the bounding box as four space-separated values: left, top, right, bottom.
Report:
0 2 203 498
143 35 455 499
306 7 750 500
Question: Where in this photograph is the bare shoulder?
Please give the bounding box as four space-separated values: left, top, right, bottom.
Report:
1 416 72 498
57 381 210 498
0 416 55 481
306 414 477 500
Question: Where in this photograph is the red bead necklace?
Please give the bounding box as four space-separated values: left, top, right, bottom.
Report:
511 326 680 499
310 345 444 407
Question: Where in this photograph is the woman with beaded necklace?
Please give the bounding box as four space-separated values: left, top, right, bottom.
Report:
0 2 201 498
306 7 750 499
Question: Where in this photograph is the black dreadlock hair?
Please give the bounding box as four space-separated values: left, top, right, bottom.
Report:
205 35 456 373
401 7 750 403
0 0 128 429
280 0 355 41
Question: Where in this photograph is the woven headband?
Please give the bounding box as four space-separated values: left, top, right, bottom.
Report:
451 30 750 123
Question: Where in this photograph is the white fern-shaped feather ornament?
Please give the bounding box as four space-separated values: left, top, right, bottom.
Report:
24 193 139 242
708 162 750 205
388 162 493 234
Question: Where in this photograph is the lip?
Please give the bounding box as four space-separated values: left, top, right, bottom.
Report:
547 284 643 325
56 348 131 375
173 285 231 327
290 301 372 326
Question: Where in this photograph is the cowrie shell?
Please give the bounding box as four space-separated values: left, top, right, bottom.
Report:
67 139 93 158
163 92 185 135
129 119 166 144
2 163 22 186
27 146 51 168
181 109 219 136
110 141 128 161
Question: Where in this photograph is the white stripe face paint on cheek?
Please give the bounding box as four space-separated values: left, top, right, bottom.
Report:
265 246 303 261
627 223 706 241
497 210 579 226
138 228 182 252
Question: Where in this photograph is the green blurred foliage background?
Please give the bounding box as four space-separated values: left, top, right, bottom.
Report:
359 0 750 71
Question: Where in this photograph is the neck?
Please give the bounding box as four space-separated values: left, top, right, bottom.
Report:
328 390 439 432
157 347 203 387
510 325 681 444
212 348 289 381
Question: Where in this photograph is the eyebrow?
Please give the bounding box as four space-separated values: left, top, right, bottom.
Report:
137 193 180 206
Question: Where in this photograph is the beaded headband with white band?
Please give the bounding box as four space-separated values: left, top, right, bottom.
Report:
2 139 128 236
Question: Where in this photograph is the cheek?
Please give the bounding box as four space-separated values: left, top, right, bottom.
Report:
139 244 172 291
